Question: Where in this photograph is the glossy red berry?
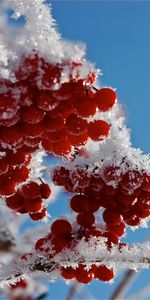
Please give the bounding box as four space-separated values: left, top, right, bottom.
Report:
66 113 87 135
24 197 43 212
40 183 51 199
75 265 94 284
61 267 75 280
94 265 114 281
21 181 41 199
70 194 89 213
21 106 45 124
94 88 117 112
29 207 47 221
88 120 110 141
0 157 9 175
77 213 95 227
51 219 72 238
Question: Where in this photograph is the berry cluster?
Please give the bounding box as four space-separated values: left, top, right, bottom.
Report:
52 165 150 228
5 181 51 220
34 218 128 283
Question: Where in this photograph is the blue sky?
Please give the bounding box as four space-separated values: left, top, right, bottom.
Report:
2 1 150 299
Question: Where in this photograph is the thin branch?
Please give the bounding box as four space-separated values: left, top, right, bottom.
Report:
110 270 136 300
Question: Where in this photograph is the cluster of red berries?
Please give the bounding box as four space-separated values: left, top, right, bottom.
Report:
34 218 128 283
52 164 150 228
9 279 33 300
5 181 51 221
0 53 117 157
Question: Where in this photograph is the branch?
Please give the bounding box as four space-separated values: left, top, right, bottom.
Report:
110 270 136 300
1 240 150 286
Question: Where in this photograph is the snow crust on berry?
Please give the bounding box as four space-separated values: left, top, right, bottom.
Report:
0 0 97 82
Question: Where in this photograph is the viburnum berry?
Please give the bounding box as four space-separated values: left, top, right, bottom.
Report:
0 125 23 147
10 279 28 289
6 192 24 210
45 115 64 132
24 197 43 213
0 157 9 175
75 96 97 117
20 106 45 124
29 207 47 221
94 87 117 112
121 170 143 191
21 181 41 199
75 265 94 284
0 94 18 119
52 236 70 253
70 168 90 188
67 132 89 146
53 137 72 156
51 166 69 186
35 237 49 252
70 194 89 213
36 90 58 111
61 267 75 280
66 113 87 135
51 219 72 238
141 173 150 191
42 138 54 153
0 180 17 196
0 111 20 127
77 213 95 227
94 265 114 281
103 209 121 225
102 165 122 186
40 183 51 199
14 166 30 183
88 120 110 141
22 122 45 138
6 149 27 166
107 222 125 237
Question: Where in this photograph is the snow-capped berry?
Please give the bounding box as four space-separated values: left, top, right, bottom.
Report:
88 120 110 141
94 87 117 111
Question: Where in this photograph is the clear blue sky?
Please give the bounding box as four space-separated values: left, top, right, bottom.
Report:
3 1 150 299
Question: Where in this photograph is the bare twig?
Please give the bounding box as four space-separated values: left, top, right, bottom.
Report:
110 270 136 300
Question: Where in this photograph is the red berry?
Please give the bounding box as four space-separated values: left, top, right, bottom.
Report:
94 88 117 112
53 137 71 156
70 168 90 188
75 96 97 117
24 197 43 212
51 166 69 186
42 138 54 153
108 222 125 236
22 122 44 138
6 192 24 210
37 90 58 111
0 94 18 119
77 213 95 227
0 157 9 175
88 120 110 141
141 173 150 191
70 194 89 213
40 183 51 199
103 209 121 225
61 267 75 280
66 113 87 135
35 237 49 252
21 106 45 124
51 219 72 238
121 170 143 191
102 165 122 186
0 125 23 147
45 116 64 132
94 265 114 281
29 207 47 221
75 265 94 284
21 181 41 199
67 132 89 146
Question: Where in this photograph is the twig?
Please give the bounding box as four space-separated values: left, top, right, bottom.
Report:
110 270 136 300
